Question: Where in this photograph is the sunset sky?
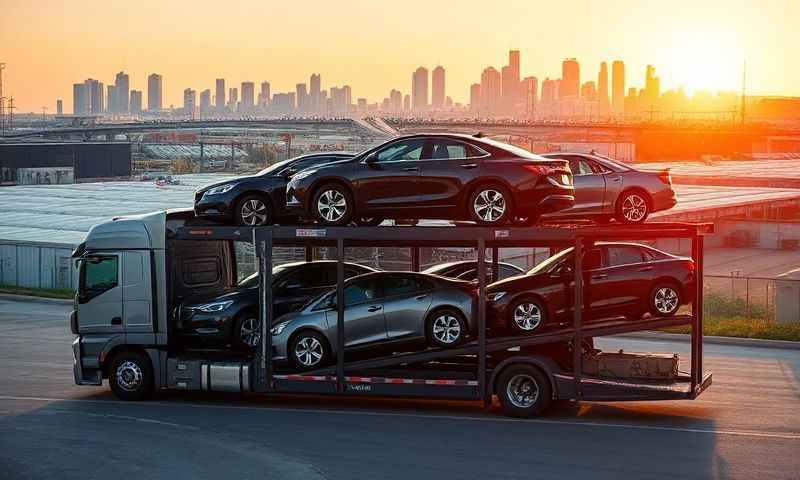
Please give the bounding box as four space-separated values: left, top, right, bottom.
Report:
1 0 798 112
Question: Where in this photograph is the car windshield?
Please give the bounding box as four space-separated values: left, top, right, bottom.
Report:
256 158 296 176
477 137 545 160
238 263 292 288
527 248 573 275
592 154 633 171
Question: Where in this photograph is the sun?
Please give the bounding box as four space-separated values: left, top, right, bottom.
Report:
662 24 744 95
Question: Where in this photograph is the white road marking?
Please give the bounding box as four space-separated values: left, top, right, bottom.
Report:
1 394 799 440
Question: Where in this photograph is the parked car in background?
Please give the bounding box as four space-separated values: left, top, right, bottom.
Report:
270 271 478 370
176 261 376 349
194 152 355 226
540 152 676 224
285 133 574 227
423 260 524 283
486 242 694 334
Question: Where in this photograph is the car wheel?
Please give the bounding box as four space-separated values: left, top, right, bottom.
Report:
469 184 512 225
236 194 273 226
496 364 552 418
616 190 649 224
354 217 384 226
509 297 546 334
650 283 681 316
427 308 466 348
313 184 354 226
233 313 262 349
109 351 154 401
289 330 330 371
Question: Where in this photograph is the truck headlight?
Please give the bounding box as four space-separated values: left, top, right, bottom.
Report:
194 300 234 313
271 320 291 336
486 292 507 301
205 184 235 195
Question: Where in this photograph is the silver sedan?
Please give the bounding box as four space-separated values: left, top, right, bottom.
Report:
540 152 677 223
270 271 477 370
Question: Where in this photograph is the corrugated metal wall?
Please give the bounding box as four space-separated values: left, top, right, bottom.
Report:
0 241 77 290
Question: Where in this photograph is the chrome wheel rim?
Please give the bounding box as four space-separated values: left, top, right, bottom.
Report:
294 336 324 367
513 302 542 331
317 190 347 222
622 194 647 222
654 287 679 314
240 317 261 347
240 199 268 225
507 374 540 408
473 189 506 223
432 314 462 344
116 361 143 392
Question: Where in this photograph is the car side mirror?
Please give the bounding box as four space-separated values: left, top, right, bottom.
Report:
551 265 574 278
364 153 378 166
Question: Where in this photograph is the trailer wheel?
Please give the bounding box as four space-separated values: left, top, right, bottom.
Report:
109 351 154 401
496 364 552 418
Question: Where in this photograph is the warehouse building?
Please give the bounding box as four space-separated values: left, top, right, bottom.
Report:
0 142 131 185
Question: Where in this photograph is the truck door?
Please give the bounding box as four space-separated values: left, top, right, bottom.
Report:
122 251 153 332
77 254 124 332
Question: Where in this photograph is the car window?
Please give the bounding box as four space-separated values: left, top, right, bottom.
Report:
375 139 425 162
568 156 594 175
280 266 330 290
584 248 604 270
415 277 435 291
280 156 335 175
423 139 472 160
607 246 644 267
81 256 118 299
381 276 418 297
344 279 381 306
499 265 522 279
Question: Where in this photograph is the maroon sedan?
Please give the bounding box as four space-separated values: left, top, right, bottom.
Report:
486 242 695 335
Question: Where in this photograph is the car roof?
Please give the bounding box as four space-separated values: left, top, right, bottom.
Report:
541 152 634 171
275 260 377 271
424 260 523 272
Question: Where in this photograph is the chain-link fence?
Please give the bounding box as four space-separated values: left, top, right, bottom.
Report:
704 274 799 321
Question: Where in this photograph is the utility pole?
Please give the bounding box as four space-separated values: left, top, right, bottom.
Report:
740 60 747 125
7 97 13 131
0 63 5 135
42 106 47 123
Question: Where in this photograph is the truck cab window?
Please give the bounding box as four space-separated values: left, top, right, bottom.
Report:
81 256 118 301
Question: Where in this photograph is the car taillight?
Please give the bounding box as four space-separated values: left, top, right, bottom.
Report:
658 169 672 185
522 164 557 176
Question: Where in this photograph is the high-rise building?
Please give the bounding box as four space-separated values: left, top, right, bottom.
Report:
431 66 445 109
581 81 597 100
521 76 538 117
73 83 88 114
183 88 196 116
309 74 321 113
598 62 609 116
215 78 225 111
272 92 295 114
389 89 403 113
240 82 255 112
84 79 103 115
114 71 129 114
611 60 625 115
644 65 660 105
480 67 501 114
503 50 521 113
147 73 163 111
106 85 116 114
56 99 63 115
296 83 308 113
411 67 428 111
541 78 559 105
561 58 580 98
228 88 238 111
403 94 410 111
199 89 211 116
259 81 270 108
130 90 142 115
469 83 481 112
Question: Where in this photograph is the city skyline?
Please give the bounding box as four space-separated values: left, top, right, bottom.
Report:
1 0 799 112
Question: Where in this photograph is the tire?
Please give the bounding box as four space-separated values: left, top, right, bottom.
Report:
426 308 467 348
469 184 513 225
233 312 261 349
109 351 154 401
496 364 552 418
236 194 273 226
616 190 650 224
508 297 546 334
313 184 354 226
354 217 384 226
650 282 681 317
289 330 330 371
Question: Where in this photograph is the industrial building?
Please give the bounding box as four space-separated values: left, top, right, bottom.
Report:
0 142 131 185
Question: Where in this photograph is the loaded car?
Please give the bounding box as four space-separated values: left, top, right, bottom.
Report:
285 133 574 226
269 271 478 370
194 152 355 226
486 242 694 334
540 152 676 224
176 261 376 348
423 260 524 283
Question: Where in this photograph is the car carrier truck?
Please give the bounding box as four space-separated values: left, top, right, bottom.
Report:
71 210 712 417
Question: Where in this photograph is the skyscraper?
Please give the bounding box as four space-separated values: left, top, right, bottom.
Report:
309 74 321 113
644 65 660 105
480 67 501 114
241 82 255 112
411 67 428 111
130 90 142 115
598 62 609 116
431 66 445 109
296 83 308 113
114 71 129 114
72 83 87 114
183 88 196 116
389 89 403 113
147 73 163 111
56 99 63 115
469 83 481 112
611 60 625 115
83 79 103 115
215 78 225 111
199 89 211 116
228 88 238 111
503 49 521 113
106 85 116 114
521 76 538 116
403 94 410 111
561 58 580 98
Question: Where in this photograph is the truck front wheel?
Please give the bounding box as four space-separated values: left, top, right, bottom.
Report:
109 351 154 401
496 364 552 417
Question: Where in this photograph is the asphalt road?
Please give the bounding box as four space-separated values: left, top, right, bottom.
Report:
1 297 799 480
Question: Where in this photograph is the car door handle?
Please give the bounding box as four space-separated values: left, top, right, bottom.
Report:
638 266 654 272
111 317 122 325
367 305 382 312
591 274 608 280
403 167 418 172
460 163 478 169
612 176 622 182
415 294 429 300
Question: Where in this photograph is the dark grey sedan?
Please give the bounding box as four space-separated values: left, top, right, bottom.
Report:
540 152 676 223
270 271 477 370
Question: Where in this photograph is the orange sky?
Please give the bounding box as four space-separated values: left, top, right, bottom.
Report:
1 0 797 113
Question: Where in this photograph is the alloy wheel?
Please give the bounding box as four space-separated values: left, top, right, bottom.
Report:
506 373 540 408
654 287 679 314
240 199 269 225
432 314 462 344
239 317 262 347
115 361 144 392
513 302 542 331
621 193 647 222
317 190 347 222
473 189 507 223
294 336 324 367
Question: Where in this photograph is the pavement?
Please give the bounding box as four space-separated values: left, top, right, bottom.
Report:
1 297 799 480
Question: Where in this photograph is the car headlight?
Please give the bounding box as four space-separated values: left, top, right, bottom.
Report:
290 169 317 182
271 320 291 336
194 300 234 312
205 184 235 195
486 292 507 301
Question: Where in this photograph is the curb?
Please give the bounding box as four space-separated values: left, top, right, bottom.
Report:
616 331 800 351
0 293 74 305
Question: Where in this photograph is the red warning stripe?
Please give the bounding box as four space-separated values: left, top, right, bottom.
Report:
273 374 478 386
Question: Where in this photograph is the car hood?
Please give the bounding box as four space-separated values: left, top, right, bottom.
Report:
183 287 257 308
196 174 281 194
486 271 550 293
